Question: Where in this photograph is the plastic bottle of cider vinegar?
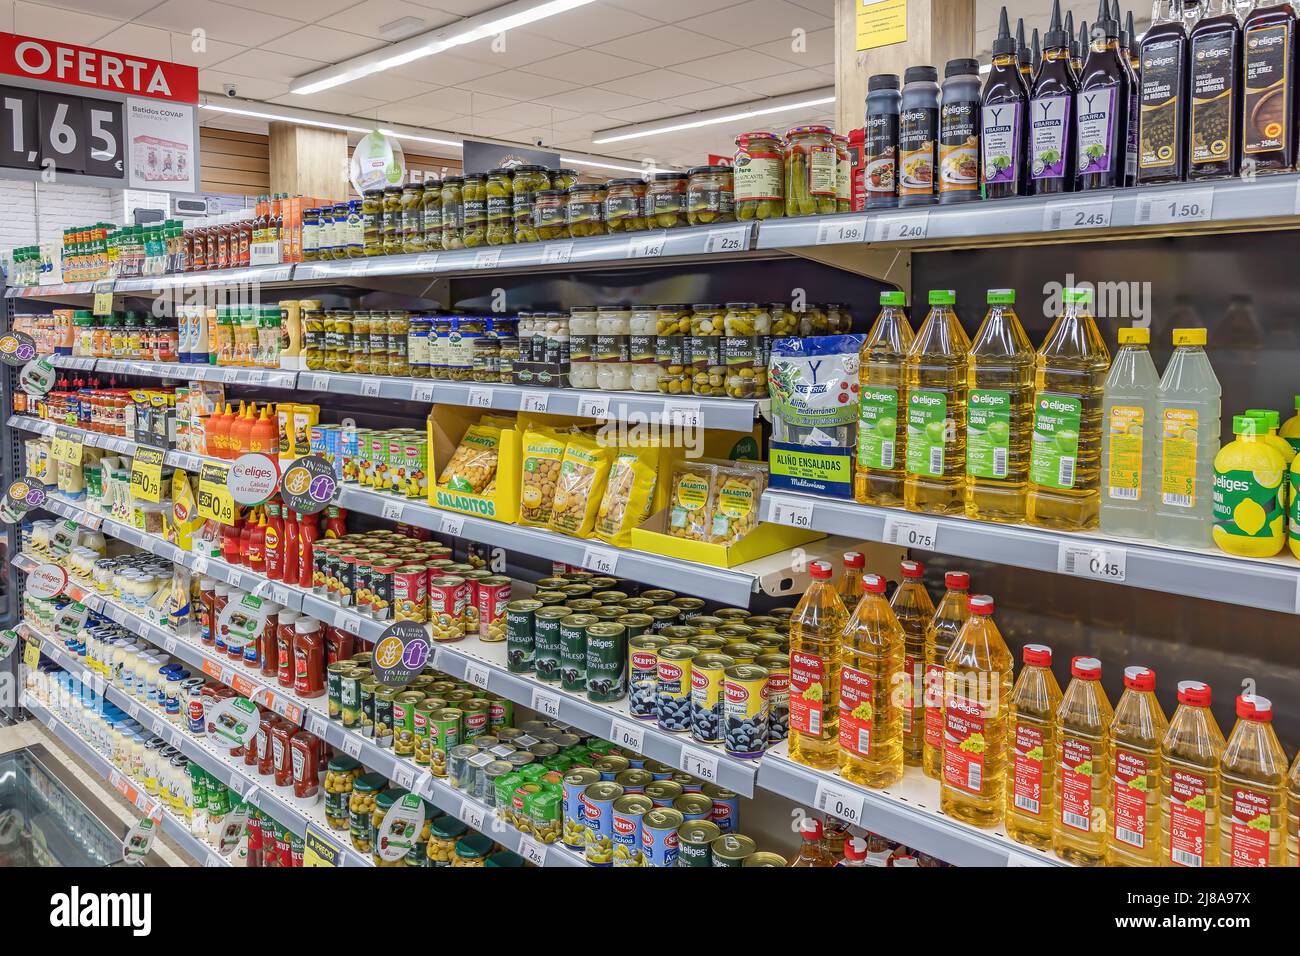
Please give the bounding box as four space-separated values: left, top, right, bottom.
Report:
922 571 971 780
904 290 971 515
1107 666 1168 867
940 594 1013 829
890 560 934 767
1219 694 1289 867
787 560 848 770
856 291 915 507
1160 680 1225 867
965 289 1035 523
1052 656 1113 865
838 573 905 789
1006 644 1063 849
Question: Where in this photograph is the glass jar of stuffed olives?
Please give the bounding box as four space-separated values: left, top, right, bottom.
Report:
689 303 726 397
362 189 385 255
485 168 514 246
551 168 579 191
785 125 838 217
567 184 606 237
647 173 688 229
686 165 735 226
825 302 853 334
567 306 598 390
533 189 569 240
656 328 689 395
401 183 425 253
461 174 487 248
472 337 500 383
350 309 373 375
734 132 786 220
421 179 441 250
721 303 770 399
511 165 547 243
799 304 831 337
440 178 464 250
629 305 661 393
604 178 647 232
303 308 326 370
833 134 852 212
382 186 404 255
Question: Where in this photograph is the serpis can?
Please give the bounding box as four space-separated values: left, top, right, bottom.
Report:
757 652 789 744
611 794 653 867
579 781 624 866
723 663 769 759
628 634 668 721
562 768 601 850
702 782 740 834
655 644 698 733
689 652 735 745
673 792 714 823
640 807 683 867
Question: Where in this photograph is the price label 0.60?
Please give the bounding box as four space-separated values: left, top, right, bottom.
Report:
814 779 865 826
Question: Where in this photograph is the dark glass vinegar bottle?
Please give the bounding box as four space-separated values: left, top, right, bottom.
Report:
1031 27 1043 78
1017 18 1034 86
1074 18 1090 75
1076 1 1131 190
1137 0 1190 183
1032 0 1080 194
983 7 1031 199
1187 0 1242 180
1240 1 1297 174
1115 1 1141 185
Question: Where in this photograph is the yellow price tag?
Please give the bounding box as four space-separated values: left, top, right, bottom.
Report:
23 636 41 670
197 461 236 525
93 280 114 317
50 428 84 465
302 825 341 867
130 446 166 504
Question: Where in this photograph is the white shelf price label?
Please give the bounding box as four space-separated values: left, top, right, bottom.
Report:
581 546 618 576
415 254 439 271
169 731 183 751
303 374 330 391
518 836 547 867
465 662 491 690
520 390 549 413
460 799 486 831
873 212 929 242
577 395 610 419
813 779 865 826
473 249 502 269
305 712 327 737
361 380 381 398
1043 196 1114 231
412 385 434 403
163 637 177 654
770 497 814 529
541 242 573 264
392 762 416 791
883 514 939 551
270 585 291 608
227 773 246 796
1136 187 1214 225
342 735 363 759
816 217 868 244
1057 542 1127 583
438 513 465 537
413 770 435 800
679 746 719 783
467 387 493 409
664 401 702 429
381 501 404 522
222 368 239 383
1007 849 1055 867
628 233 666 258
531 688 561 720
705 225 748 253
339 614 363 636
609 719 644 753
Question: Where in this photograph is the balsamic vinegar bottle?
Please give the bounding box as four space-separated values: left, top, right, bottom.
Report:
1075 18 1090 75
984 7 1031 199
1115 1 1141 184
1137 0 1191 184
1240 1 1297 173
1031 0 1080 195
1031 27 1043 78
1017 18 1035 86
1187 0 1242 180
1066 10 1082 75
1076 0 1132 190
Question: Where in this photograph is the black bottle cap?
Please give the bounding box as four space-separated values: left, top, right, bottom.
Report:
904 65 938 84
1079 19 1090 50
868 73 900 91
1016 17 1030 60
1045 0 1069 49
1066 9 1079 55
1094 0 1118 38
945 57 980 77
1031 27 1042 65
992 6 1017 56
1124 10 1136 48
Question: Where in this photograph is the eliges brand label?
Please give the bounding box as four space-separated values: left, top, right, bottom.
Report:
1139 40 1185 176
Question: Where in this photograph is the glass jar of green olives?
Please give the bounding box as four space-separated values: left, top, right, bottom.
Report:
409 315 432 378
656 330 689 396
533 189 569 240
485 168 514 246
421 179 441 250
567 184 606 237
647 173 689 229
401 183 425 253
303 308 326 370
734 132 786 220
432 316 453 380
350 309 373 375
447 317 483 381
689 303 726 397
303 207 321 261
498 336 518 384
604 178 647 232
461 174 487 247
629 305 661 393
799 304 831 336
511 165 547 243
441 178 464 250
686 165 736 226
551 168 579 191
382 186 404 255
785 125 838 217
833 134 852 213
721 303 770 399
331 203 351 259
363 189 384 256
825 302 853 334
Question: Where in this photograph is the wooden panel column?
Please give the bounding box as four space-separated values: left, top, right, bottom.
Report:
835 0 977 134
268 121 349 201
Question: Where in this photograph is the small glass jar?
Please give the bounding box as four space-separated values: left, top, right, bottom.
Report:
511 165 548 243
497 336 519 384
302 206 321 261
350 309 373 376
785 124 838 217
533 189 569 240
302 308 327 371
825 302 853 334
461 175 487 247
328 309 354 373
833 134 852 213
426 816 468 866
551 168 579 191
472 337 500 382
408 315 432 378
382 186 404 255
604 178 647 232
452 834 493 867
400 183 425 253
686 165 736 226
770 302 799 336
629 304 661 393
646 173 689 229
447 316 483 381
331 203 351 260
485 168 514 246
431 316 453 380
362 189 384 256
386 310 411 377
371 789 408 867
567 184 606 238
324 758 360 831
568 306 598 390
421 179 442 250
440 178 464 250
656 309 689 396
594 305 631 392
689 303 726 397
348 772 385 853
722 302 769 399
799 304 831 337
734 131 786 220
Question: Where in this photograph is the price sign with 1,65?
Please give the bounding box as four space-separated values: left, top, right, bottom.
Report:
279 456 338 516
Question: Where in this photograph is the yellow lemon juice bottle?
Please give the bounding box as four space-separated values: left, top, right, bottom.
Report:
890 559 935 766
922 570 971 780
904 290 970 515
856 291 915 507
1005 643 1063 849
1155 328 1220 547
1279 396 1300 456
1053 656 1113 865
1212 416 1287 557
1219 694 1289 867
787 560 848 770
1108 666 1168 866
838 573 905 788
1160 680 1225 867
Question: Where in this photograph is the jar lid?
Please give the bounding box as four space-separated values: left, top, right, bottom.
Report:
514 164 546 173
431 816 468 839
383 185 403 193
328 755 361 773
442 176 463 185
786 124 833 137
536 188 566 198
651 172 688 181
687 164 732 176
488 166 513 176
606 177 646 187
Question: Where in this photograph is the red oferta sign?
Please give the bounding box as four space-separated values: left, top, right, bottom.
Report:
0 32 198 103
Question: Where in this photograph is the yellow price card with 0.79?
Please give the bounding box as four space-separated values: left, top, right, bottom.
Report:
197 461 236 525
130 446 166 503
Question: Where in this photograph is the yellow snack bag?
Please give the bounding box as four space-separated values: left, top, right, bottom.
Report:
437 423 501 493
519 426 568 528
707 462 767 544
594 445 659 547
169 470 204 550
668 462 718 540
549 434 615 538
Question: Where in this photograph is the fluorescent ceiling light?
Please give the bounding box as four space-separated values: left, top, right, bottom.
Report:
560 156 673 175
592 89 836 145
291 0 598 96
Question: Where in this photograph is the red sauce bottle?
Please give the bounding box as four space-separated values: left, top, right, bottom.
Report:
221 518 242 565
238 513 254 568
293 618 325 698
248 510 266 574
264 502 283 581
296 511 318 590
324 504 347 538
282 510 299 589
267 608 296 679
256 718 276 777
271 719 296 788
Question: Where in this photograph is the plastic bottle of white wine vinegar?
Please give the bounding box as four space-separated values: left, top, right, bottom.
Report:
1100 327 1159 538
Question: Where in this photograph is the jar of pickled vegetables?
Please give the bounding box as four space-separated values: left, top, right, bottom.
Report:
486 168 514 246
431 317 453 380
690 303 726 397
785 125 838 217
567 184 606 238
533 189 569 240
770 302 799 336
604 178 647 232
512 165 548 243
382 186 404 255
327 309 352 373
448 317 483 382
461 175 487 247
568 306 598 390
386 310 411 376
551 168 579 191
647 173 688 229
687 165 735 226
409 315 432 378
324 756 361 830
401 183 425 253
498 336 519 384
350 309 373 375
348 772 386 853
363 189 384 256
472 337 500 382
833 134 852 212
452 834 494 867
594 305 631 392
825 302 853 334
629 305 661 393
331 203 351 259
734 132 786 220
426 815 468 866
421 179 442 250
799 304 831 336
303 308 326 371
441 178 464 250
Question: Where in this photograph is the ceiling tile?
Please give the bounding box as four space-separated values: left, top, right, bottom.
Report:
269 89 388 116
680 0 833 48
12 4 120 45
522 4 662 47
460 116 528 138
734 68 832 97
388 86 474 115
665 85 756 110
449 30 577 68
526 49 650 85
262 26 383 63
784 0 835 13
750 25 835 67
169 31 248 68
477 100 582 127
407 0 499 15
604 0 746 23
374 102 466 128
532 86 645 114
94 23 187 61
602 101 686 125
42 0 157 17
138 0 301 46
320 70 439 102
599 70 712 100
673 48 793 84
220 0 359 20
219 49 327 84
321 0 459 40
388 53 502 86
593 25 736 68
464 69 579 101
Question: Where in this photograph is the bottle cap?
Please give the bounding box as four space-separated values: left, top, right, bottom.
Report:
1177 680 1211 707
928 289 956 306
864 573 887 594
809 560 833 580
1023 643 1052 667
986 289 1015 305
992 6 1017 56
1237 694 1273 721
1071 656 1102 680
1063 287 1094 305
868 73 901 92
899 559 924 579
968 594 994 615
1118 327 1149 345
880 290 907 306
944 570 970 590
843 836 869 861
1244 409 1281 430
1232 415 1261 437
904 65 938 84
799 816 823 839
1123 665 1155 691
945 57 980 77
843 551 865 569
1172 328 1206 346
1294 395 1300 411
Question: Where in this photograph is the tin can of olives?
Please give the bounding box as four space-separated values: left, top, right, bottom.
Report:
743 851 789 867
641 807 684 867
373 687 397 748
311 541 334 594
505 598 542 673
639 589 676 604
726 642 762 666
746 615 784 633
644 759 675 780
629 634 669 721
757 652 789 744
584 621 628 704
476 575 511 641
336 551 361 607
669 596 706 620
565 598 602 614
673 792 714 822
692 634 728 653
392 564 428 623
370 558 399 620
560 583 594 602
534 576 569 590
340 668 366 728
645 605 681 632
659 624 700 646
533 606 570 683
617 612 653 639
584 577 619 590
690 616 724 634
392 691 425 756
326 661 352 720
594 754 629 780
723 663 769 758
558 613 595 692
461 698 492 740
612 794 653 867
689 652 736 745
562 768 601 849
579 781 624 866
428 708 462 776
711 833 756 866
488 696 513 732
655 645 698 733
717 623 755 644
413 699 438 765
359 676 380 736
702 782 740 834
614 768 653 794
532 589 568 607
714 608 751 623
591 605 627 625
620 597 655 614
677 819 721 866
643 780 684 808
592 590 628 604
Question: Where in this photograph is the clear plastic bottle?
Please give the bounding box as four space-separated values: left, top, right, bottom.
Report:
1219 694 1289 867
1005 643 1063 849
940 594 1014 829
787 560 848 770
890 559 935 766
904 290 971 515
1160 680 1225 867
836 551 865 605
788 816 837 866
922 570 971 780
856 291 915 507
1212 416 1287 558
1027 287 1111 530
1287 749 1300 867
1154 328 1221 547
965 289 1035 523
1100 327 1160 539
1052 656 1113 865
1108 665 1169 866
838 573 905 788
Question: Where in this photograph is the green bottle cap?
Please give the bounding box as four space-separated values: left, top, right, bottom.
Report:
1063 287 1093 305
1294 395 1300 410
880 291 906 306
986 289 1015 305
1232 415 1261 436
928 290 956 306
1244 409 1281 430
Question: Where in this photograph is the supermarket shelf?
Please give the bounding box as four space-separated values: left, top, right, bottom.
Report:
757 742 1065 867
761 489 1300 616
113 264 295 293
44 354 98 371
20 693 224 867
4 280 99 299
10 415 222 476
96 359 300 389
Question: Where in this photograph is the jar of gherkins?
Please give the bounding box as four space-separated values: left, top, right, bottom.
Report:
686 165 735 226
461 174 487 247
567 184 606 237
785 125 838 217
350 309 373 375
421 179 442 249
331 203 351 259
386 310 411 376
604 178 647 232
833 134 852 212
689 303 726 397
328 309 353 372
431 316 453 379
348 772 386 853
408 315 432 378
511 165 548 243
303 308 326 370
551 168 579 191
647 172 689 228
533 189 568 240
441 177 464 250
401 183 425 253
303 206 321 261
734 131 786 220
448 316 483 381
485 168 514 246
362 189 384 255
770 302 799 336
382 186 404 254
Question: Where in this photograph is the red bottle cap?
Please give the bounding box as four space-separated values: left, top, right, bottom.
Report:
843 551 865 569
843 836 868 861
1071 656 1101 680
809 560 833 580
863 573 887 594
1177 680 1211 707
1237 694 1272 721
968 594 994 615
1123 666 1155 692
944 571 970 590
1022 643 1052 667
900 559 924 579
799 816 823 839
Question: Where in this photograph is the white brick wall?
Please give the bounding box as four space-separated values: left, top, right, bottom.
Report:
0 178 116 248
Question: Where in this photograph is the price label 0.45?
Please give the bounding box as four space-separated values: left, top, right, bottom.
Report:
1057 542 1127 583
